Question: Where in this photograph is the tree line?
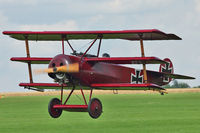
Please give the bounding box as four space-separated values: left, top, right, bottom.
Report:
164 80 199 88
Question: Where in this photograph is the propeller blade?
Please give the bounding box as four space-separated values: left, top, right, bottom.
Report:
34 68 54 74
34 63 79 74
54 63 79 73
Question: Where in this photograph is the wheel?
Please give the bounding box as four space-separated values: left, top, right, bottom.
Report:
48 98 62 118
88 98 102 119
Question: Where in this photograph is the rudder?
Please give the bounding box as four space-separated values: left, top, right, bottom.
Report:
159 58 174 84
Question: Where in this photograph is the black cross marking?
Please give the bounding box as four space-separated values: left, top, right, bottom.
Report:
131 70 143 84
161 62 172 82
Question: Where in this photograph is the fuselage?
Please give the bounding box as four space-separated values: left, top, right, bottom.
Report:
48 54 167 87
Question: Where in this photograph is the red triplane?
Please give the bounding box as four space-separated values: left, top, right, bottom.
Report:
3 29 195 119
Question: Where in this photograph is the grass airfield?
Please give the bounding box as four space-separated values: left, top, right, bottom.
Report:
0 92 200 133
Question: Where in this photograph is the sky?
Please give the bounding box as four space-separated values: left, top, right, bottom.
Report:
0 0 200 92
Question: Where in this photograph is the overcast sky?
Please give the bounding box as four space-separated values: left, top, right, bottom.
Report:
0 0 200 92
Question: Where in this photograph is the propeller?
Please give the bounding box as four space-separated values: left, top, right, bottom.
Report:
34 63 79 74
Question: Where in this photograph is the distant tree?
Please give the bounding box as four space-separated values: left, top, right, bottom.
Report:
177 82 190 88
193 85 200 88
163 80 190 88
171 80 179 88
163 84 171 88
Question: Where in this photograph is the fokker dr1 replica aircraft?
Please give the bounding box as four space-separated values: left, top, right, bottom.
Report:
3 29 195 119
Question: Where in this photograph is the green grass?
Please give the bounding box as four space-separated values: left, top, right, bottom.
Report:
0 93 200 133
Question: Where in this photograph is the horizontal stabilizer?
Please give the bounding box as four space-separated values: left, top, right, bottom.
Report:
149 70 195 80
3 29 181 41
19 83 68 90
162 72 195 79
11 57 52 64
85 57 167 64
91 83 164 90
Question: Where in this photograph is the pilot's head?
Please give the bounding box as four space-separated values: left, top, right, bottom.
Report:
102 53 110 57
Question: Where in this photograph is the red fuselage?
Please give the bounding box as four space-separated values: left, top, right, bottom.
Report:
48 54 166 88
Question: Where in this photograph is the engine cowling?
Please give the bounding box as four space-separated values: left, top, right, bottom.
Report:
48 54 72 84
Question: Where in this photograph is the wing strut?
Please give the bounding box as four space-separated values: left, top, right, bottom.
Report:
25 35 33 83
81 36 98 58
97 37 102 57
66 39 75 53
139 34 148 83
62 35 65 54
62 34 76 54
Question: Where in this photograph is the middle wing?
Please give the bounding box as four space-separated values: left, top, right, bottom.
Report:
85 57 167 64
11 57 52 64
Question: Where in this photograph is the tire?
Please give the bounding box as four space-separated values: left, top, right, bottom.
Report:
48 98 62 118
88 98 102 119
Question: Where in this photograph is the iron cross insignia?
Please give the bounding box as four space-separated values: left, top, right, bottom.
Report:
161 62 172 82
131 70 143 84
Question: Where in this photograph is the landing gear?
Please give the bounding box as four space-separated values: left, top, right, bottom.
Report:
48 98 62 118
48 88 103 119
88 98 102 119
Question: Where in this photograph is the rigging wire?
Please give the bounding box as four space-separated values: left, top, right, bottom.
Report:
76 40 94 52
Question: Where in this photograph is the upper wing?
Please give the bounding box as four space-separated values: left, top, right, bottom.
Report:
3 29 181 41
85 57 167 64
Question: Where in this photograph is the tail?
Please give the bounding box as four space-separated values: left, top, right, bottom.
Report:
159 58 174 84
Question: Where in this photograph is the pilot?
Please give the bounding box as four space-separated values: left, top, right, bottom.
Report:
102 53 110 57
